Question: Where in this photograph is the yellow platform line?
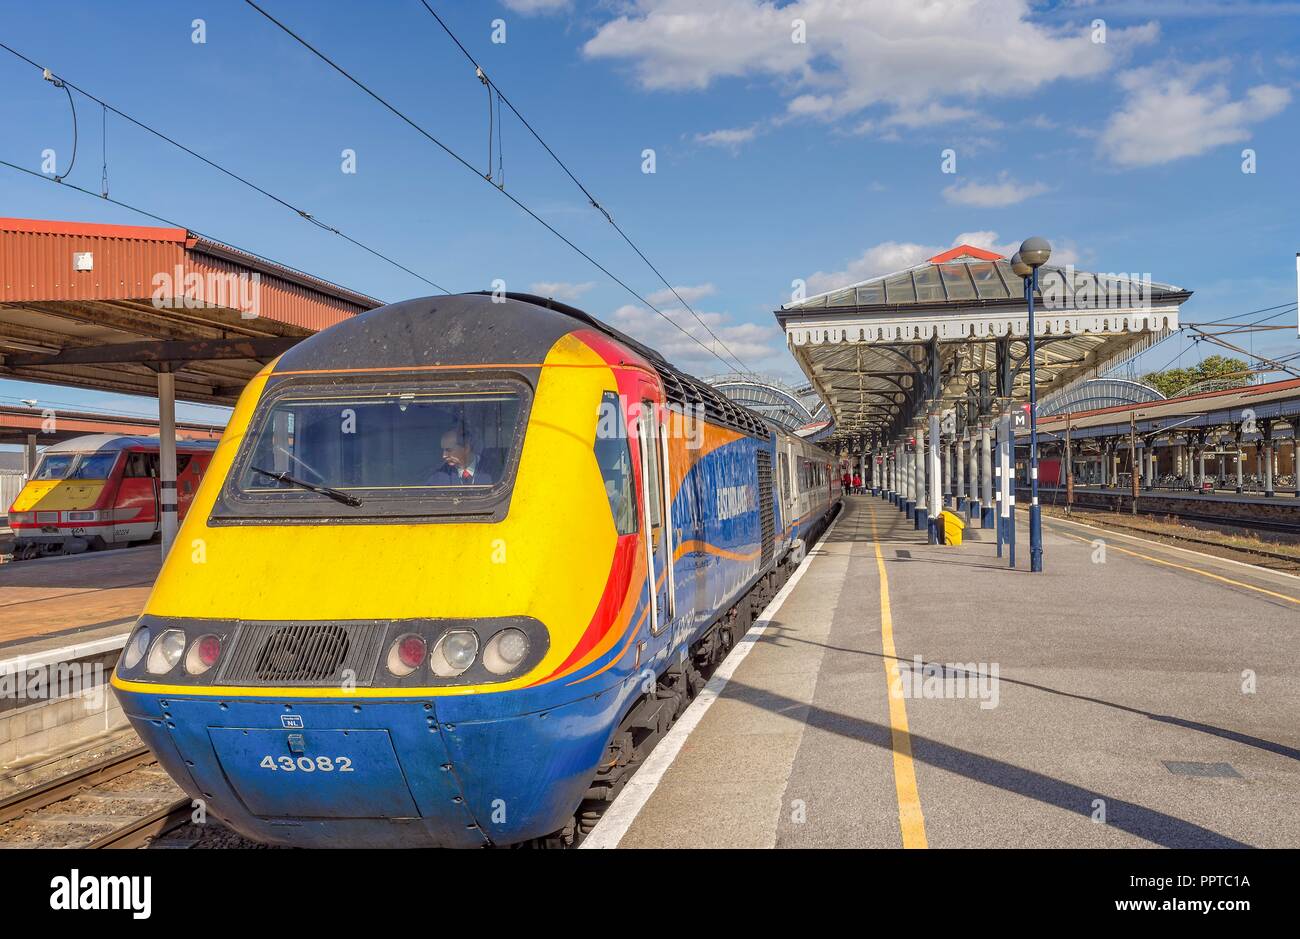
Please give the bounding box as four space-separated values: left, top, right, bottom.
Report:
866 499 928 849
1054 528 1300 606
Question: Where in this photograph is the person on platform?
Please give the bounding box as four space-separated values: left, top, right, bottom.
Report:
852 471 862 493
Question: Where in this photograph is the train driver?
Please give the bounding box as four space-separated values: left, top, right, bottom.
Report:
430 425 499 486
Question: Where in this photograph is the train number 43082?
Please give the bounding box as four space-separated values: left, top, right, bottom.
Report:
259 755 355 772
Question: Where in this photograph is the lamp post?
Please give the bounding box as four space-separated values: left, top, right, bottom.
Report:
1012 236 1051 573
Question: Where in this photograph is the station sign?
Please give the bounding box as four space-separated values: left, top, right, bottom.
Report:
1011 404 1032 431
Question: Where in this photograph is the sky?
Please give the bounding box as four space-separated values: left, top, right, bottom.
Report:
1 0 1298 430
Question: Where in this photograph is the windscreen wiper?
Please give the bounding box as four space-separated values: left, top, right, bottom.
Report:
251 466 363 507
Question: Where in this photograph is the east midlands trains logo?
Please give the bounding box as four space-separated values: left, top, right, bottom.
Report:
49 869 151 919
716 485 755 520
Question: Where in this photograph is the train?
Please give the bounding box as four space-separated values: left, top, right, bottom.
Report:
111 292 840 847
7 435 218 559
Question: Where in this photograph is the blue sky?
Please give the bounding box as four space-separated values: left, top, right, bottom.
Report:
2 0 1298 428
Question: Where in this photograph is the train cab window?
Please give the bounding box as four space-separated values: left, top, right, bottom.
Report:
594 392 637 535
68 452 120 480
31 453 75 480
124 452 151 478
215 378 530 521
778 451 790 504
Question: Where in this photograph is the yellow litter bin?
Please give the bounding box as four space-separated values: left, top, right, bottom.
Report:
939 510 965 546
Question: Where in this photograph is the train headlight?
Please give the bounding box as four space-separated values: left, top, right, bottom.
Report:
184 635 222 676
122 627 151 670
430 629 479 677
386 633 427 678
146 629 187 675
483 628 529 675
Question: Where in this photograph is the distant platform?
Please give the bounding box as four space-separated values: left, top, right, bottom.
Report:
0 546 157 654
586 495 1300 849
1047 484 1300 507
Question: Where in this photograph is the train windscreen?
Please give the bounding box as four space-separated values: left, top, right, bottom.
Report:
217 378 529 520
67 452 121 480
31 453 76 480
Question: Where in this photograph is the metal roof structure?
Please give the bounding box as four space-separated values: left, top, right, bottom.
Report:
775 244 1193 447
1038 377 1165 417
703 373 829 432
0 217 382 405
1032 377 1300 442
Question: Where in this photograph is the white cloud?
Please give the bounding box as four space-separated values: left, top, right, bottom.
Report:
529 280 597 301
585 1 1158 126
942 175 1049 207
502 0 570 14
802 231 1079 296
647 283 717 306
608 302 784 376
1100 61 1291 166
694 125 761 149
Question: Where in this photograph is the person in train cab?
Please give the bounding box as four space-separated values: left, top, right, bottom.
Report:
430 425 498 486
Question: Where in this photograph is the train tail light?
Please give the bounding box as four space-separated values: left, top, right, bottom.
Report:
386 634 427 677
185 634 223 676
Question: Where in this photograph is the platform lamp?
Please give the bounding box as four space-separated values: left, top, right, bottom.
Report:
1011 237 1051 573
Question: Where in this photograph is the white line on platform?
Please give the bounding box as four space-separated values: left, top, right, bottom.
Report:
581 507 847 849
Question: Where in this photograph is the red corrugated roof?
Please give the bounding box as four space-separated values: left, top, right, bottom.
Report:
0 216 382 325
0 217 189 243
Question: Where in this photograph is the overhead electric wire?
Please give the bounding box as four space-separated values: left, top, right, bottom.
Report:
1182 301 1297 327
240 0 742 375
1143 298 1298 377
0 40 450 295
417 0 754 375
49 75 77 182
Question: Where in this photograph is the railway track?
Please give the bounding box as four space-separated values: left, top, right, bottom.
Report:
0 744 193 849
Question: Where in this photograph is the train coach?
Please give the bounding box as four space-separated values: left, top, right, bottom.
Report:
111 292 839 847
7 435 217 559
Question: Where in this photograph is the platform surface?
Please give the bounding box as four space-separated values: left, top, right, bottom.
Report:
592 494 1300 849
0 546 158 652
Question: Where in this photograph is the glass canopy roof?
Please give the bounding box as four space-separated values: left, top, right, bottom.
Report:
787 259 1185 311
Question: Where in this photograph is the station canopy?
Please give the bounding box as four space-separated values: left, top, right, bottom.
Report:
0 218 381 405
776 245 1192 446
703 373 829 432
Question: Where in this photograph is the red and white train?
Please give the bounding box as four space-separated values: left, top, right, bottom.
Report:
6 434 218 558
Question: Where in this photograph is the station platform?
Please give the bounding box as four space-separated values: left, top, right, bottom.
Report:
0 546 158 654
586 494 1300 849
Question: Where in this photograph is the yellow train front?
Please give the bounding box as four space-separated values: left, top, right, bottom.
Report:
111 292 838 847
